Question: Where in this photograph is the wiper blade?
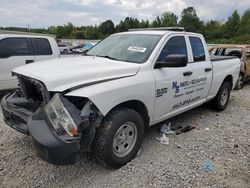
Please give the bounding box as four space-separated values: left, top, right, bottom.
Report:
96 55 118 60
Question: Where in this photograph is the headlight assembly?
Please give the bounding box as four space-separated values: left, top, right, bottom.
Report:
45 94 78 137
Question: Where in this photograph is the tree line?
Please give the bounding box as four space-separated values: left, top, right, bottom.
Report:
1 7 250 44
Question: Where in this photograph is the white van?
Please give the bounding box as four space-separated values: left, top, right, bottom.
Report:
0 34 60 91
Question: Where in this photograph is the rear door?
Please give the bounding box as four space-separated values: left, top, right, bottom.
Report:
0 37 35 89
187 35 213 102
31 38 54 62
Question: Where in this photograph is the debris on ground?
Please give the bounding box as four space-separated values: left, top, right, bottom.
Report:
205 127 210 131
175 126 196 135
160 122 196 136
156 134 169 145
177 144 182 148
200 161 214 171
160 122 175 135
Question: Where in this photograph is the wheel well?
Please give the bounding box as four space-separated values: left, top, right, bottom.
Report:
239 72 244 75
223 75 233 90
110 100 150 129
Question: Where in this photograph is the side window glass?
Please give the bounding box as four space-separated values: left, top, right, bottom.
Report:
189 37 206 62
157 36 187 62
33 38 52 55
0 38 31 58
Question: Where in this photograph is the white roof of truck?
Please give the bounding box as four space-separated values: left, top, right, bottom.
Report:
115 28 201 37
0 34 54 40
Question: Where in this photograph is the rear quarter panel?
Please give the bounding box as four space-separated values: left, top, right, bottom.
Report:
208 58 241 99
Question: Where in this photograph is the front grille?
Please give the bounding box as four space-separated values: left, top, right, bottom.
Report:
17 75 50 104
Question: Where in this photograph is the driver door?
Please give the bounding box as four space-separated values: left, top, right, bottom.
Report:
153 35 195 122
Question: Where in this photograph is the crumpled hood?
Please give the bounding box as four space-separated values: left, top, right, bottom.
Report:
13 56 140 92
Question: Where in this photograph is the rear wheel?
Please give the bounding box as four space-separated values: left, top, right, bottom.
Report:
234 73 244 90
93 108 144 168
63 49 68 54
211 81 231 111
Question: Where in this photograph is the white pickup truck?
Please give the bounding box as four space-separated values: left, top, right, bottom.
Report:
0 34 60 92
1 28 240 168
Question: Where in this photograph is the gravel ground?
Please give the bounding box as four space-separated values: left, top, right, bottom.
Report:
0 84 250 188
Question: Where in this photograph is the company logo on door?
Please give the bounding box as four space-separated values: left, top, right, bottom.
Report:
172 77 207 94
172 81 180 94
156 88 168 97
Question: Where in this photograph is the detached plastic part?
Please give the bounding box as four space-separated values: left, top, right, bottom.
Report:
28 109 80 165
1 91 102 165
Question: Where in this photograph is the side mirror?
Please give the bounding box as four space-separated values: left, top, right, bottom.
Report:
155 54 188 69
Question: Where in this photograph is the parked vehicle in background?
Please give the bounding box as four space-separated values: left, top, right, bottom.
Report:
209 45 250 89
0 34 60 91
1 28 240 168
58 44 71 54
72 43 95 53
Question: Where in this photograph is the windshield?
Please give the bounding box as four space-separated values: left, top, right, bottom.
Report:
87 34 162 63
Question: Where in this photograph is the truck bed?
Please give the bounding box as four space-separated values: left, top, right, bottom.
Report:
210 55 239 62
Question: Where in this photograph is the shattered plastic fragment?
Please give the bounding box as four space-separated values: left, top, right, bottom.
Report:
160 122 175 135
156 134 169 145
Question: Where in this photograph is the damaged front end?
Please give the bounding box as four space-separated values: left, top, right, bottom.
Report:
1 75 103 165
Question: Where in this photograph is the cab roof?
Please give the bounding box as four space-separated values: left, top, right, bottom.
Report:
115 30 200 37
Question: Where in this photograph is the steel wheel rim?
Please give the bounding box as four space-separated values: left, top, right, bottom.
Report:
238 75 243 88
221 88 229 106
113 122 138 157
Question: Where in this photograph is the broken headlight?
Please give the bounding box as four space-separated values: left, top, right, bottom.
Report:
45 94 77 137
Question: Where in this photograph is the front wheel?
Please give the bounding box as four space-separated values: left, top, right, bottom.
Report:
93 108 144 168
211 81 231 111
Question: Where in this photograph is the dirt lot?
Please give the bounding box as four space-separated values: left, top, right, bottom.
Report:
0 84 250 188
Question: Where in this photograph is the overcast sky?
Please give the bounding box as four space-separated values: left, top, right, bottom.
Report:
0 0 249 28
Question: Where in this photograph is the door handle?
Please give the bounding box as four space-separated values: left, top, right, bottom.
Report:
26 60 34 64
183 71 193 76
205 68 212 72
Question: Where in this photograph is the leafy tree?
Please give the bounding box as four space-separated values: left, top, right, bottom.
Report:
70 29 85 39
203 20 223 42
179 7 203 32
139 19 150 28
160 12 178 27
224 10 240 38
239 9 250 34
116 17 140 32
99 20 115 37
151 16 162 27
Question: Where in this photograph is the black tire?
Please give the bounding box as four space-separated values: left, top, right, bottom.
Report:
234 73 244 90
211 81 231 111
63 49 68 54
93 107 144 169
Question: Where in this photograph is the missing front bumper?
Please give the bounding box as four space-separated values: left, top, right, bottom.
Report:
1 92 81 165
